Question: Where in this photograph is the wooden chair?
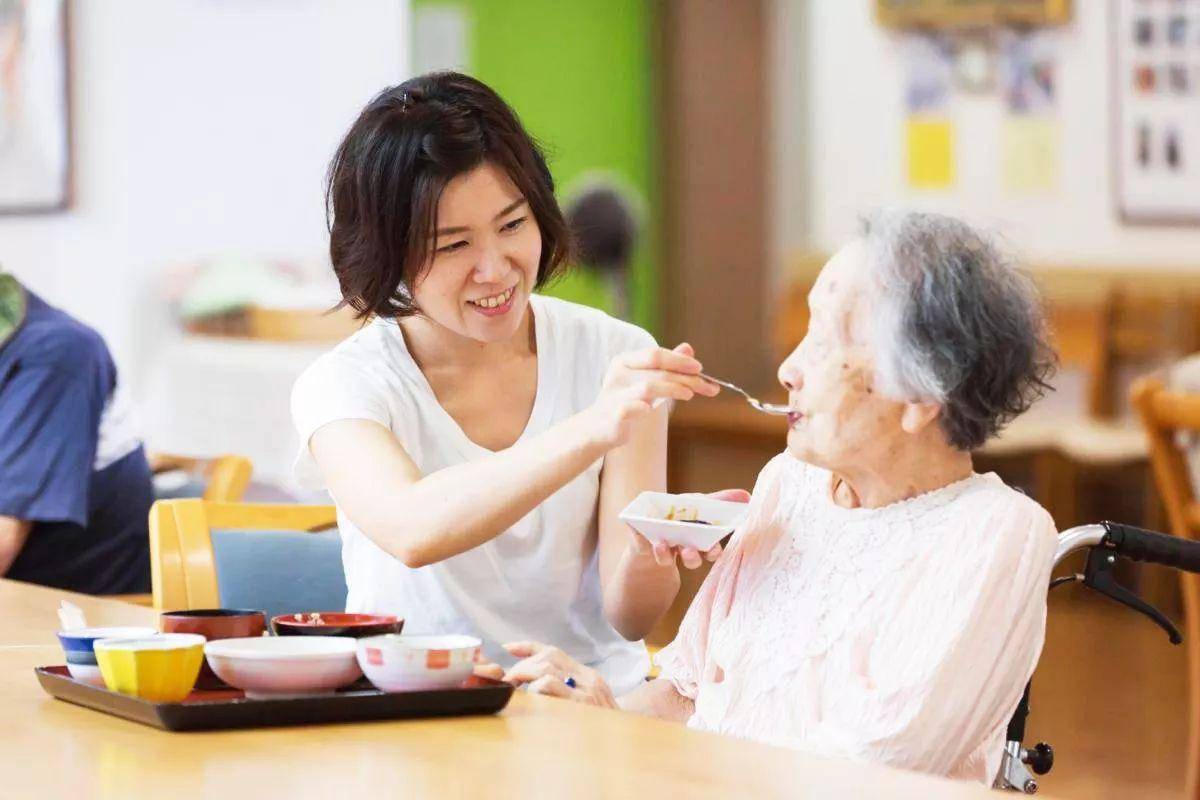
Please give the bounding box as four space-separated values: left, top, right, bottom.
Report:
1093 291 1200 419
149 499 340 616
148 453 254 503
107 454 256 608
1131 375 1200 800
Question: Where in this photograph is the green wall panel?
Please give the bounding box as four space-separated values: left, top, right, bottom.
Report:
411 0 658 333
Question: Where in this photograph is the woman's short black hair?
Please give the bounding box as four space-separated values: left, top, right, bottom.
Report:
325 71 572 319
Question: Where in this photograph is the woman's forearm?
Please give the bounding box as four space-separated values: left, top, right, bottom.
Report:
316 344 708 569
332 409 610 568
603 545 680 640
595 406 679 640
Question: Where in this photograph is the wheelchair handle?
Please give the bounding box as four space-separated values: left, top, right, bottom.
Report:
1054 522 1200 573
1100 521 1200 573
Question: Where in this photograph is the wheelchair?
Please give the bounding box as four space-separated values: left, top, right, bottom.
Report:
996 521 1200 793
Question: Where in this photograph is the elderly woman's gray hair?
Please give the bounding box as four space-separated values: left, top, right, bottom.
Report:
862 210 1055 451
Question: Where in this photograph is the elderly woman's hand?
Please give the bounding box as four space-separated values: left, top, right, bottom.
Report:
497 642 618 708
630 488 750 569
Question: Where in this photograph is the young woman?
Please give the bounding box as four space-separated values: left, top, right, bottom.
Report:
292 72 740 694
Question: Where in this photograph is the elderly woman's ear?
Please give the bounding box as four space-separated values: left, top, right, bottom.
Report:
899 401 942 436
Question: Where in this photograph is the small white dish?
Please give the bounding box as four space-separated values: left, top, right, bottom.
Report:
203 635 361 699
357 634 481 692
618 491 750 551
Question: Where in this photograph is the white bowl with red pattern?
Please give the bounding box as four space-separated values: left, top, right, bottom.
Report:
356 634 482 692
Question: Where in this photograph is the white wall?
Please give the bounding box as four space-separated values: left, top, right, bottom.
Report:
780 0 1200 272
768 0 808 294
0 0 409 388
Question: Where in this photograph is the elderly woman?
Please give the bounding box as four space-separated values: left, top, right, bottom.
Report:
491 210 1058 785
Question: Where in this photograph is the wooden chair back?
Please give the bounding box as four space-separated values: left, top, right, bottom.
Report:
200 456 253 503
1131 376 1200 799
1096 293 1200 418
148 453 255 503
148 500 337 612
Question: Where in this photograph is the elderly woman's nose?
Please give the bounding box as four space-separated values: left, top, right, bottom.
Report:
778 350 803 392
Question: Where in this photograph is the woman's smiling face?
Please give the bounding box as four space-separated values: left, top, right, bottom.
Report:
410 161 543 343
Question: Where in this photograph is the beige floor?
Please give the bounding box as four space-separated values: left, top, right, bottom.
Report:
1030 588 1189 799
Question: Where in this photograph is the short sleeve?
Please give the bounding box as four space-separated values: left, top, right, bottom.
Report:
0 330 113 526
290 354 393 490
601 319 656 386
608 319 656 357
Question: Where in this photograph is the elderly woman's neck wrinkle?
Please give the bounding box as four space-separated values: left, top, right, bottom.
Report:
830 444 974 510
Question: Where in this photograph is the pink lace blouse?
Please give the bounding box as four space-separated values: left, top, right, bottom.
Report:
655 453 1057 785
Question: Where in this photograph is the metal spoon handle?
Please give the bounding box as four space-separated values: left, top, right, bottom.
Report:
699 373 748 398
700 373 791 416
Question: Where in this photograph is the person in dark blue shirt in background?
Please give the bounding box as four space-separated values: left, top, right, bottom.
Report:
0 271 153 594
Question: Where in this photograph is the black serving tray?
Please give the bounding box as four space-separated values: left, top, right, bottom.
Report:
35 665 514 732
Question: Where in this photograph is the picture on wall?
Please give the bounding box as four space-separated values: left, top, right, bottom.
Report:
1112 0 1200 223
0 0 69 214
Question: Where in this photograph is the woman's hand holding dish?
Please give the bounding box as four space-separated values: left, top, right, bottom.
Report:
629 488 750 569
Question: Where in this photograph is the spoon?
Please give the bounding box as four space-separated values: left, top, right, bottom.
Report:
57 600 87 632
700 374 791 416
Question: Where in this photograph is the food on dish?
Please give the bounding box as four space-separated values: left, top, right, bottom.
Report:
619 491 748 552
664 506 712 525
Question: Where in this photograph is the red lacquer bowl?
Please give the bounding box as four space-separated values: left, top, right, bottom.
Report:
271 612 403 639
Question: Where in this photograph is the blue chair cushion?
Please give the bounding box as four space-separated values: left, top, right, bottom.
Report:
211 528 347 621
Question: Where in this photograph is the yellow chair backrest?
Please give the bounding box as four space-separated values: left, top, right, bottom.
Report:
148 453 255 503
149 499 337 612
202 455 253 502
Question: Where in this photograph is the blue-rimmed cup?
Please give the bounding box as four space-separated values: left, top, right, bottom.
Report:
56 627 158 687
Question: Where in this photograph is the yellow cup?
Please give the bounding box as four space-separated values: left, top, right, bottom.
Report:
95 633 206 702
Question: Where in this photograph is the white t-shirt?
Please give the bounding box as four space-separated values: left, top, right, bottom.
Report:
291 294 653 694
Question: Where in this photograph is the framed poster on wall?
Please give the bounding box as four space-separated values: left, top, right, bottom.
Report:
0 0 70 214
1112 0 1200 224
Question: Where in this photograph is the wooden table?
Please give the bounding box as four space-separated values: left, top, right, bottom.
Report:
0 580 1031 799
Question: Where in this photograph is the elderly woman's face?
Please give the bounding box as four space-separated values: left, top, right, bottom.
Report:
777 242 907 472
